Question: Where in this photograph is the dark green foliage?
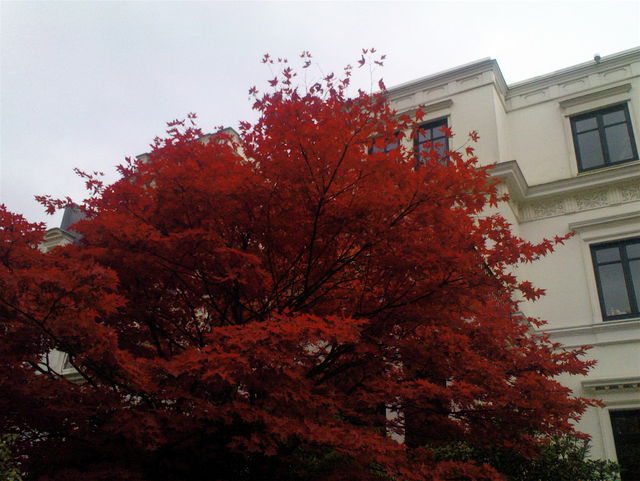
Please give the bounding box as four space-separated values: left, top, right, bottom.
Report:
0 435 23 481
432 436 620 481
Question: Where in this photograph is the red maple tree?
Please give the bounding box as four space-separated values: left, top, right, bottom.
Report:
1 52 596 481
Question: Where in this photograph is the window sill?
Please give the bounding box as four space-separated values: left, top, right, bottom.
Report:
539 318 640 348
576 158 640 177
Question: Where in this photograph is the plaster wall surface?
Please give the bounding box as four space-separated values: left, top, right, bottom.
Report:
387 47 640 465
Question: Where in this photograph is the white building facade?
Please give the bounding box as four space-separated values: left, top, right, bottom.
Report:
386 48 640 479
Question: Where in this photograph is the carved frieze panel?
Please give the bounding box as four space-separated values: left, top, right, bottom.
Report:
600 66 630 82
559 77 588 94
519 181 640 222
575 188 609 210
527 198 566 219
621 182 640 202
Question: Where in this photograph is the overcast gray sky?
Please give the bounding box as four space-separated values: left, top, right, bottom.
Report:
2 1 639 228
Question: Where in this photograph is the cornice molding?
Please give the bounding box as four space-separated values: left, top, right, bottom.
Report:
387 58 504 99
507 47 640 96
559 83 632 109
422 98 453 114
541 318 640 337
397 99 454 119
569 211 640 231
41 228 77 252
385 49 640 114
62 368 85 384
582 376 640 393
490 160 640 222
539 318 640 348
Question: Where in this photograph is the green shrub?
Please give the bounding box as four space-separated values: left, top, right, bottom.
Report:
432 436 620 481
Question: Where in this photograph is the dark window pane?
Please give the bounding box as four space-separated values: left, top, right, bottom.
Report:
595 247 621 263
575 117 598 132
606 124 634 162
603 109 626 126
593 238 640 321
577 131 605 168
626 243 640 260
630 259 640 308
610 410 640 481
598 263 632 317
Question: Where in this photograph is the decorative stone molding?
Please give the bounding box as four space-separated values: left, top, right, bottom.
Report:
387 57 504 99
62 367 85 384
582 377 640 393
40 228 77 252
521 182 638 222
541 318 640 348
559 77 588 94
510 48 638 90
491 160 640 223
523 88 547 101
507 47 640 110
426 85 447 98
528 198 566 219
621 182 640 202
422 98 453 113
558 83 632 109
600 66 630 82
394 99 453 123
456 74 481 87
575 188 609 211
568 211 640 231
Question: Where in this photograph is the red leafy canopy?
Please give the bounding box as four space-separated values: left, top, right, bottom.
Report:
0 54 592 481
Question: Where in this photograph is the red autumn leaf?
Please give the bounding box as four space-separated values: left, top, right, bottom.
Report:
439 125 453 138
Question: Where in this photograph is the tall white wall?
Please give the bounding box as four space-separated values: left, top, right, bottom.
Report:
388 48 640 463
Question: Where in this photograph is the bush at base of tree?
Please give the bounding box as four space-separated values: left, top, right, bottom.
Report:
0 435 23 481
432 436 619 481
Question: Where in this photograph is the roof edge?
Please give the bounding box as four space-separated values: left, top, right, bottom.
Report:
385 47 640 102
507 46 640 93
386 57 506 98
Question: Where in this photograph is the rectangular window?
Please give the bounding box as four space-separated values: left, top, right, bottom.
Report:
571 104 638 172
415 118 448 165
591 238 640 321
610 410 640 481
